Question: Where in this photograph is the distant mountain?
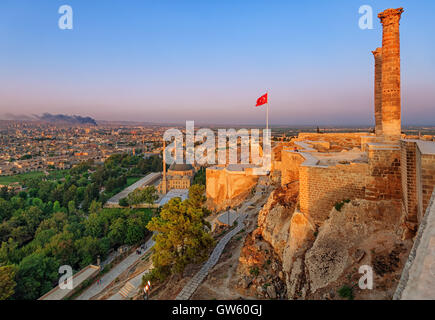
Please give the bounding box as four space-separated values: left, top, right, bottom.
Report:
35 113 97 125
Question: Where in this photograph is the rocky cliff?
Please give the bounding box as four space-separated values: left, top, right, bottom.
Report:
238 185 412 300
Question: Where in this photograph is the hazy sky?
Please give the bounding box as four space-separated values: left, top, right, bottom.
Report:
0 0 434 126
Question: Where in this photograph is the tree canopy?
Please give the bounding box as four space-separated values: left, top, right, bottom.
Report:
127 186 158 206
0 153 159 300
146 185 214 281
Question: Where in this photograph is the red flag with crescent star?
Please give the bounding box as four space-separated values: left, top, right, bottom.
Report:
255 93 268 107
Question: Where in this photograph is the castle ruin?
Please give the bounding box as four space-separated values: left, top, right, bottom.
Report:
205 8 435 299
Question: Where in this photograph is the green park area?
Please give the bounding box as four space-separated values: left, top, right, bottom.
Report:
0 172 45 185
0 170 70 186
0 153 163 300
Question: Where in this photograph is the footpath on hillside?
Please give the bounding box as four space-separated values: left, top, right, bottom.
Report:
75 237 154 300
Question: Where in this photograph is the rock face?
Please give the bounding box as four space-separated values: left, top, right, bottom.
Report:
305 200 403 293
237 186 411 300
257 183 300 257
282 210 315 274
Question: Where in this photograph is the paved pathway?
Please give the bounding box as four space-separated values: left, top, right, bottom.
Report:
175 213 247 300
217 210 238 226
105 172 161 206
75 237 155 300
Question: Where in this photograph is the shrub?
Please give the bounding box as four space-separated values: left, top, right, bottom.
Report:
119 197 129 207
338 285 354 300
334 199 350 212
249 267 259 277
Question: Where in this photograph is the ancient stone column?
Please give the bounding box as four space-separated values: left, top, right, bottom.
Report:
372 47 383 136
378 8 404 141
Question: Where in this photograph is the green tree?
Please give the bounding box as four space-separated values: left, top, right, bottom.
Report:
127 186 157 205
0 186 11 200
125 218 145 245
74 236 101 268
85 212 104 238
193 167 206 186
18 191 27 199
119 197 129 207
108 218 126 246
89 200 102 215
187 184 211 216
52 201 62 214
68 200 76 214
0 238 20 265
45 231 77 266
187 184 206 209
105 177 117 193
14 253 58 300
0 265 17 300
147 196 214 279
0 198 13 222
63 185 77 207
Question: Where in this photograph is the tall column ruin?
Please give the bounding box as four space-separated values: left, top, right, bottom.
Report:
372 47 383 136
378 8 404 141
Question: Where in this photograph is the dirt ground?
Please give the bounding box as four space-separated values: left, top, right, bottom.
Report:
190 189 271 300
144 185 272 300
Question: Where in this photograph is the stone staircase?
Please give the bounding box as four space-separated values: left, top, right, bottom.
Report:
175 213 247 300
119 281 135 298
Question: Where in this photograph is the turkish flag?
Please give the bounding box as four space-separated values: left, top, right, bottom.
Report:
256 93 268 107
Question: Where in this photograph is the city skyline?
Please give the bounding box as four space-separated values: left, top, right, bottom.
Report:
1 0 434 126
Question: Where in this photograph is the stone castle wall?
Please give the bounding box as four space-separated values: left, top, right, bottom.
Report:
401 140 435 224
421 154 435 218
365 145 402 201
276 134 403 226
299 163 368 225
294 132 367 148
280 151 305 185
206 167 259 211
401 140 419 222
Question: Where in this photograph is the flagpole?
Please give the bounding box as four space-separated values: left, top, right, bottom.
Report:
266 91 269 131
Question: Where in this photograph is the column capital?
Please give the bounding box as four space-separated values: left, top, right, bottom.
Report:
372 47 382 57
378 8 404 26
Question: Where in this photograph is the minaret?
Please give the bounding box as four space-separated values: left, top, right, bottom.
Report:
378 8 404 141
162 139 167 194
372 47 383 136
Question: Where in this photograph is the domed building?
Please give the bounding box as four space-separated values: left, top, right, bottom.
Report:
167 163 194 176
158 162 194 194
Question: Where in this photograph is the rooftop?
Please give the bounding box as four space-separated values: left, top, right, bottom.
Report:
168 163 194 171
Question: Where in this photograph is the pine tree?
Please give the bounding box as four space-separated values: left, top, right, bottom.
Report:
147 188 214 280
